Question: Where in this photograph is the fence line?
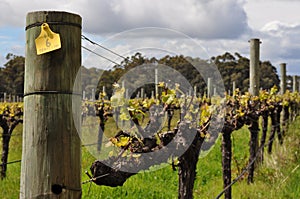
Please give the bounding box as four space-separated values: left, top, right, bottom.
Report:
0 92 23 103
0 159 21 167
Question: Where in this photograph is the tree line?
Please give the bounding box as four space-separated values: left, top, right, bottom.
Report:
1 52 281 98
0 54 24 96
86 52 281 98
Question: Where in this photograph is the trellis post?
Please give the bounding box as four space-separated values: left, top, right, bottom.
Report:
280 63 287 94
292 75 297 92
207 77 212 98
249 38 260 96
248 38 261 183
20 11 82 198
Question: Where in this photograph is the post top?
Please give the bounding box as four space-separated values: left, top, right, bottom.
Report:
27 10 81 18
248 38 262 44
26 11 82 30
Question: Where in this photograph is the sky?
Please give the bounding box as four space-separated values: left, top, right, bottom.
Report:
0 0 300 76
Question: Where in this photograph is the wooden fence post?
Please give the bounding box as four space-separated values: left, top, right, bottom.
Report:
155 67 158 99
91 88 95 101
83 90 86 100
249 38 260 96
248 38 261 183
193 85 197 97
298 77 300 93
189 88 192 96
279 63 288 137
280 63 287 94
207 77 212 98
20 11 82 198
292 75 297 92
232 81 236 95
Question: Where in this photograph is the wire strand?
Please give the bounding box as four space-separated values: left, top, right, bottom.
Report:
0 159 21 167
81 35 127 61
82 46 121 66
215 124 281 199
82 173 110 184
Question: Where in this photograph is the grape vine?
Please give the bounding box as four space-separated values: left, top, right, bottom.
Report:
82 83 300 199
0 102 23 179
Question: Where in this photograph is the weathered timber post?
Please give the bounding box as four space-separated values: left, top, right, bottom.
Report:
83 90 86 100
193 85 197 96
141 88 144 98
292 75 297 92
20 11 82 198
299 78 300 93
213 87 217 96
232 81 236 95
249 38 260 96
91 88 95 101
291 76 298 120
248 38 260 183
188 88 192 96
207 77 212 98
280 63 288 137
280 63 287 94
155 67 158 98
3 93 6 102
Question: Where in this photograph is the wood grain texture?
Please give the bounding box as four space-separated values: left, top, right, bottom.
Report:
20 11 82 199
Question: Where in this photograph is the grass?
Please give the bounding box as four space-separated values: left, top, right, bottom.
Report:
0 115 300 198
0 125 22 199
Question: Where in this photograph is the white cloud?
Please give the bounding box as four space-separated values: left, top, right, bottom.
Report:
0 0 300 76
244 0 300 29
77 0 249 39
0 0 249 39
259 21 300 60
0 2 14 27
82 27 212 69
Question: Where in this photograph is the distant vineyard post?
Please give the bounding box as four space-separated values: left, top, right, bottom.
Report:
155 67 158 98
20 11 82 198
249 38 260 96
292 75 298 92
280 63 287 95
248 38 261 183
298 77 300 92
280 63 288 137
207 77 212 98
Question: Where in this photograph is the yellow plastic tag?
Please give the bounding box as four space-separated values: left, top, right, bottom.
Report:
35 23 61 55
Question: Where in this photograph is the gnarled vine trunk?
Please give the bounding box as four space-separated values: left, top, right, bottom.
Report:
248 116 259 184
0 117 22 179
178 131 203 199
1 125 10 179
259 111 269 163
268 108 277 154
221 129 232 199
